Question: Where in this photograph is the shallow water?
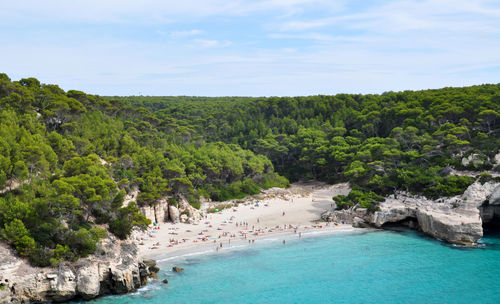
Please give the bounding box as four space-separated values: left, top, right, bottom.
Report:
84 230 500 304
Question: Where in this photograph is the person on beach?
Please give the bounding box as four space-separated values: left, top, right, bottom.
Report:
282 211 285 216
283 240 286 245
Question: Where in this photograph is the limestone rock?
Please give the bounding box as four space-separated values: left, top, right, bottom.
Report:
0 236 156 303
368 181 499 245
76 263 100 299
172 266 184 273
149 265 160 273
461 153 488 169
352 217 370 228
47 268 77 302
495 153 500 164
123 187 139 207
155 197 170 222
141 205 156 224
169 205 180 222
487 185 500 205
143 259 157 267
178 196 202 222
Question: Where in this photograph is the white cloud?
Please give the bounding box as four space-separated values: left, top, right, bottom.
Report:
170 29 204 38
1 0 500 96
0 0 342 25
192 39 232 48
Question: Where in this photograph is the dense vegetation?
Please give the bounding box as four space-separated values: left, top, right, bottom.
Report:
115 85 500 209
0 74 287 266
2 72 499 265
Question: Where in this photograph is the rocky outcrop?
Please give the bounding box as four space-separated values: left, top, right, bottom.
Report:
321 205 367 225
367 181 500 245
0 235 157 303
323 181 500 245
178 196 202 223
139 195 203 225
169 205 180 222
480 183 500 224
462 153 489 169
172 266 184 273
139 197 169 224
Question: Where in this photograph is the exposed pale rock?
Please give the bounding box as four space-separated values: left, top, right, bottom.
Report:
369 181 500 245
143 259 157 267
487 185 500 205
123 187 139 207
461 153 488 168
178 196 202 222
169 205 180 222
0 236 156 303
76 263 100 299
352 217 370 228
141 205 156 224
155 197 170 222
495 153 500 164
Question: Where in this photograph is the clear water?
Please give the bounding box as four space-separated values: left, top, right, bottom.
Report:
85 230 500 304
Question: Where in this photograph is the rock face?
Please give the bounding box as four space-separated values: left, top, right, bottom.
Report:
169 205 180 222
367 181 500 245
139 195 202 225
139 197 170 224
461 153 489 169
0 235 157 303
324 181 500 245
480 184 500 224
178 196 202 223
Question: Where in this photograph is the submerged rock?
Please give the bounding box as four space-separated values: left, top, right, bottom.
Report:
172 266 184 273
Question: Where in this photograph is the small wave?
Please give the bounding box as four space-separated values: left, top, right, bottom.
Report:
157 249 215 262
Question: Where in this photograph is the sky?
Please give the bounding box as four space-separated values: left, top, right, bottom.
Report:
1 0 500 96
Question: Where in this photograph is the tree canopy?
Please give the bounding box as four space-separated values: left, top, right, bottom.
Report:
2 72 500 265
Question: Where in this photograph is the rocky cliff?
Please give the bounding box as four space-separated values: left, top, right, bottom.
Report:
0 235 158 303
139 195 202 225
323 181 500 246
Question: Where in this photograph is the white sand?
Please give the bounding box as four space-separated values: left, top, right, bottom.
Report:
137 182 354 260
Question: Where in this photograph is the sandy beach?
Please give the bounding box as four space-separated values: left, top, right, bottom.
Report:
137 182 354 260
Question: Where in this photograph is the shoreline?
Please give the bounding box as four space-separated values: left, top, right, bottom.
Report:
136 182 353 262
150 225 366 263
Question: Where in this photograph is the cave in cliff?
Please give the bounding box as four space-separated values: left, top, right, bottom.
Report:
381 217 420 231
480 200 500 234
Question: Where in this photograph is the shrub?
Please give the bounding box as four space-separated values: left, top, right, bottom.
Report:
66 228 97 257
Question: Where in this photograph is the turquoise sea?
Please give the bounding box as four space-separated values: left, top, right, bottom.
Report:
88 229 500 304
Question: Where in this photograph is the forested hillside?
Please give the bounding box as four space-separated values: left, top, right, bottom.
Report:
0 74 287 266
2 72 500 265
115 84 500 209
